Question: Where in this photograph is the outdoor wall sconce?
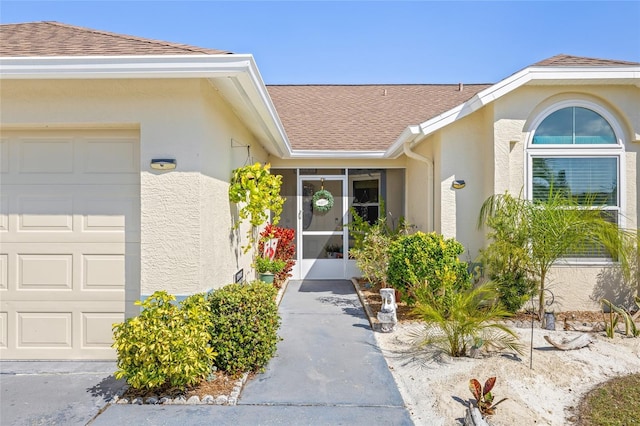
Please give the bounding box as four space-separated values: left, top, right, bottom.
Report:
150 159 177 170
452 180 466 189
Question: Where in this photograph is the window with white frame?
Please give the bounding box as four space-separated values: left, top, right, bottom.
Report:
527 103 624 260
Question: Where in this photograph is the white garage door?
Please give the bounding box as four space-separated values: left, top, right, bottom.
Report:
0 129 140 360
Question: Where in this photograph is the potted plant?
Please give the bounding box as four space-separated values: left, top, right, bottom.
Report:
254 257 286 284
228 162 284 253
325 244 342 259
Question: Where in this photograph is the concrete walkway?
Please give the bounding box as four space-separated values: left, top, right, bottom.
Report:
240 279 407 408
94 280 412 425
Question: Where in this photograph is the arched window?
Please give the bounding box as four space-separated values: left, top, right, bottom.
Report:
527 104 623 260
532 106 617 145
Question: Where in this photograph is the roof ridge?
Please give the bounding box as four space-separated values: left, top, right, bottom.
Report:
532 53 640 67
40 21 230 55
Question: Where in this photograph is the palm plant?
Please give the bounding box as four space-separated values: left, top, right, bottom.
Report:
478 190 631 326
411 282 523 357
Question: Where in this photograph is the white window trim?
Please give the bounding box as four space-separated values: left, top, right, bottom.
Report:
525 101 626 265
527 100 626 148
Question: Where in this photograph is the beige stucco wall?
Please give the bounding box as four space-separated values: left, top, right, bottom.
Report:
0 78 268 307
404 138 434 233
441 107 494 260
418 83 640 311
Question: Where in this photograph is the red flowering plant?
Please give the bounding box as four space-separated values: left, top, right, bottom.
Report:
258 224 296 288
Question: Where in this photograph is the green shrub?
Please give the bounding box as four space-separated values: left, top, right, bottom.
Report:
479 240 537 312
112 291 215 390
387 232 471 307
348 203 408 286
477 197 537 312
350 225 393 286
209 281 281 374
254 257 286 274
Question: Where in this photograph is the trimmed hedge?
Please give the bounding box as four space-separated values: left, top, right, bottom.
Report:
209 281 281 374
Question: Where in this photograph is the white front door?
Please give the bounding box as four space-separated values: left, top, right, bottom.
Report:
298 176 347 279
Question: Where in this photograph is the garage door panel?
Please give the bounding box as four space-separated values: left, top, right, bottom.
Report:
4 242 128 296
0 312 7 348
82 312 124 348
2 299 125 358
84 138 139 174
19 254 73 290
1 185 139 242
80 194 140 237
18 195 74 231
18 138 75 174
0 254 7 290
17 312 72 348
2 289 126 303
83 254 125 290
0 194 8 232
1 136 139 185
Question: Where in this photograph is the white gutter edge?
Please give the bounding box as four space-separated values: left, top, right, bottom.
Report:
0 54 294 158
0 54 255 78
238 59 293 157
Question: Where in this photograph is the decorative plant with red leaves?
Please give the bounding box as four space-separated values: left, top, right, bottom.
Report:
469 377 507 416
259 225 296 288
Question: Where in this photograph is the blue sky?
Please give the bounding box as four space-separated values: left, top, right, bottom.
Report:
2 1 639 84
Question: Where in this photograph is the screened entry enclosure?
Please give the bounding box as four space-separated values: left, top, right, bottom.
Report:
273 168 405 279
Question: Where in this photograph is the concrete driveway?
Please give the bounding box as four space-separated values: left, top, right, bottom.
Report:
0 361 124 425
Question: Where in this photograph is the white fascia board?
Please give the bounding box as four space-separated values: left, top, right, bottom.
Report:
237 60 293 157
0 54 293 157
290 150 387 159
526 66 640 81
385 66 640 158
0 54 253 79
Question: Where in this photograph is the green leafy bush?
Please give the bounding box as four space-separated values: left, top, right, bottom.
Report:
228 162 284 252
387 231 471 306
348 203 408 286
479 241 536 312
254 257 286 274
209 281 281 374
350 225 393 286
112 291 215 390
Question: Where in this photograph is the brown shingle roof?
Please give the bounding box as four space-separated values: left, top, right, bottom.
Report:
0 21 230 56
267 84 491 151
533 54 639 67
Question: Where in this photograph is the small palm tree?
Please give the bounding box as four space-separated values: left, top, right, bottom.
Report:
478 190 631 326
411 283 523 357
